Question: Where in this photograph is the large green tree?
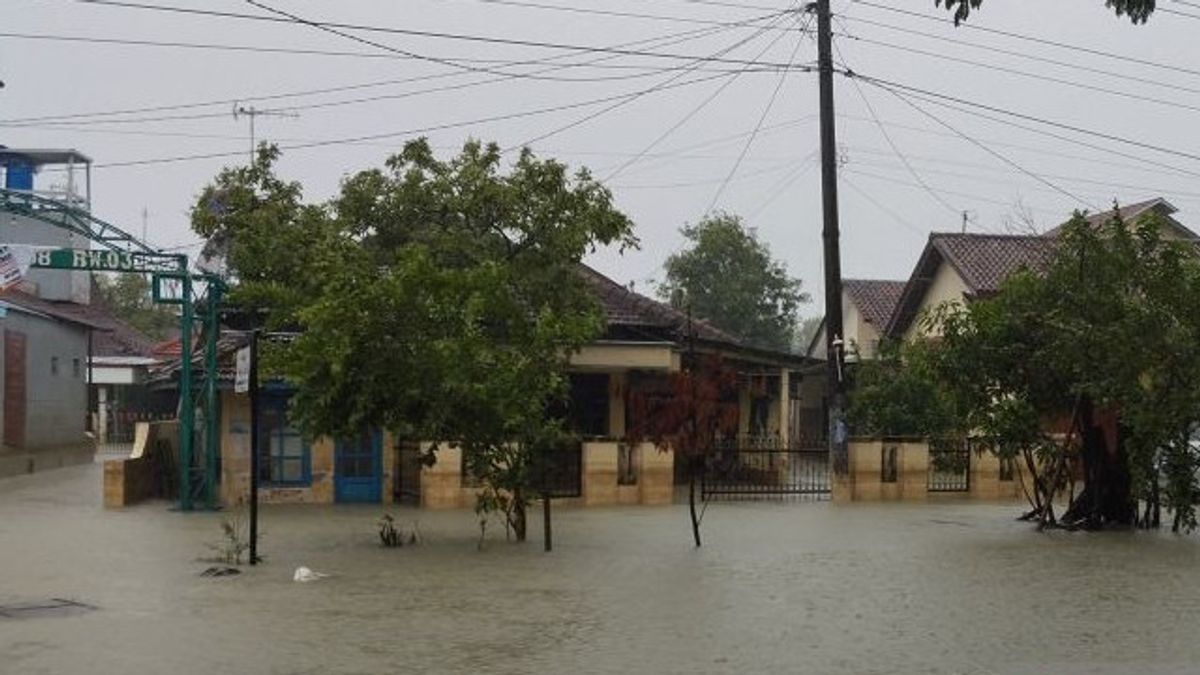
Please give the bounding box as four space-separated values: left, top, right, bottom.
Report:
659 212 807 351
192 140 636 542
937 0 1155 24
862 209 1200 532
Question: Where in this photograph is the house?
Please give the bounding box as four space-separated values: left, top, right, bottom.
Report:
0 289 101 477
886 198 1194 341
807 278 908 361
137 265 814 509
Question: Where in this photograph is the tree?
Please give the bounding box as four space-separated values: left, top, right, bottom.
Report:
93 273 177 340
660 213 808 352
847 340 959 440
627 352 739 547
937 0 1155 24
894 209 1200 532
194 140 636 542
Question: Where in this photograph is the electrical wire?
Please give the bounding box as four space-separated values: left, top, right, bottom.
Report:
841 173 926 236
704 11 812 214
0 11 788 125
848 0 1200 81
864 77 1097 209
832 30 959 216
515 9 803 155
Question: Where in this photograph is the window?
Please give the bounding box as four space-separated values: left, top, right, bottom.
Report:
50 356 59 375
881 445 898 483
258 396 310 485
72 358 81 378
568 374 610 438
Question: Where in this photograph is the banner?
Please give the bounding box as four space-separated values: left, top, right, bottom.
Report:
0 245 34 291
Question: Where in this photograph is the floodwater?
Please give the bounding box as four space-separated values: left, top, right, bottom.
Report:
2 463 1200 675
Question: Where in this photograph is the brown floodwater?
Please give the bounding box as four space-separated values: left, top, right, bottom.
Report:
2 461 1199 675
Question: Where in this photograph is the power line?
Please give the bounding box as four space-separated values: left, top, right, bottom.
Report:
838 32 1200 116
838 14 1200 100
508 10 804 151
0 12 785 125
746 149 818 223
848 0 1200 81
841 173 925 236
83 70 772 169
843 167 1058 214
70 0 806 70
454 0 798 30
705 12 812 213
864 77 1097 209
832 30 959 216
855 74 1200 166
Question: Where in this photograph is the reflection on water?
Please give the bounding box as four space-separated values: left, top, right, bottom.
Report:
1 463 1199 675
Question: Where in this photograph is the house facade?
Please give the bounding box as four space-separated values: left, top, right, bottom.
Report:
139 265 813 509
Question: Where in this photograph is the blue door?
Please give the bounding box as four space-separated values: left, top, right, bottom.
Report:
335 430 382 503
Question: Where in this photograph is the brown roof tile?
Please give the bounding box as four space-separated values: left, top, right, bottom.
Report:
843 279 907 328
931 233 1057 295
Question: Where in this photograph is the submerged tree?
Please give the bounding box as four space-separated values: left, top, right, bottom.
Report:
627 353 739 547
193 140 637 543
900 209 1200 531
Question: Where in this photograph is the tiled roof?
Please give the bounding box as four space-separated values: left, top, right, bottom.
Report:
0 289 107 330
576 264 743 346
843 279 907 328
931 233 1057 295
1047 198 1196 239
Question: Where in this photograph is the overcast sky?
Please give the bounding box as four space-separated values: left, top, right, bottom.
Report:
3 0 1198 317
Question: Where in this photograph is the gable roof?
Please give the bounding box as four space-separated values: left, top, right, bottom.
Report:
843 279 907 329
1047 198 1196 239
577 264 742 346
885 233 1056 338
0 289 107 330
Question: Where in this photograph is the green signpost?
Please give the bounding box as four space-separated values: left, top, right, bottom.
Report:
1 193 225 513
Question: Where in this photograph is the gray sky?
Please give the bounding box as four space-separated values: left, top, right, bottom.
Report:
3 0 1198 317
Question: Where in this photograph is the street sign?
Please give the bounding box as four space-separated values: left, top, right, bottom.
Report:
28 247 175 273
234 346 250 394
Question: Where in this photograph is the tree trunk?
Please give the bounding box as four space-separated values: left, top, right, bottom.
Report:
1062 402 1135 529
688 472 702 548
510 487 527 542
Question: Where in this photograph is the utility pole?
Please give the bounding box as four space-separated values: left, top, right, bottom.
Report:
813 0 847 474
248 328 260 565
233 104 299 165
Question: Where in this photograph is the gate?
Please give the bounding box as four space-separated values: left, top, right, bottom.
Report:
928 440 971 493
701 436 830 500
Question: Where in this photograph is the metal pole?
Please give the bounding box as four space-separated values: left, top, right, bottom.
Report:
249 328 260 565
815 0 847 473
179 272 195 510
542 493 552 552
203 281 222 510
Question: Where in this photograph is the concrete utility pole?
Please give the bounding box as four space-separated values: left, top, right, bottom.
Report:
813 0 848 473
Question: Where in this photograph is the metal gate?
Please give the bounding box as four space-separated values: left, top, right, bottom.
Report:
928 440 971 493
701 436 830 500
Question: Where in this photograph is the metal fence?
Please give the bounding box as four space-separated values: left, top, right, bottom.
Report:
701 436 830 501
928 441 972 493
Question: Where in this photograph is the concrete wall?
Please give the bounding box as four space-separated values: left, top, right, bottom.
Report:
904 261 970 341
1 212 90 303
419 441 672 510
103 421 176 507
0 309 91 477
832 438 1021 503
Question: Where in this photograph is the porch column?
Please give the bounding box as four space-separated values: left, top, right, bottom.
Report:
778 368 790 446
608 372 626 438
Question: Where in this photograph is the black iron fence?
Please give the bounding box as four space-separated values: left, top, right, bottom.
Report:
928 440 972 493
701 435 830 500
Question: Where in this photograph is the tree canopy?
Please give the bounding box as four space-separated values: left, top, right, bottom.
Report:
937 0 1156 24
659 212 807 352
191 139 636 541
853 208 1200 532
93 273 177 340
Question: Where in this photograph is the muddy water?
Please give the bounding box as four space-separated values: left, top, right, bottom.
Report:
2 463 1199 675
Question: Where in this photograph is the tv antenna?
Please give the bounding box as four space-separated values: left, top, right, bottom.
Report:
233 103 300 165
